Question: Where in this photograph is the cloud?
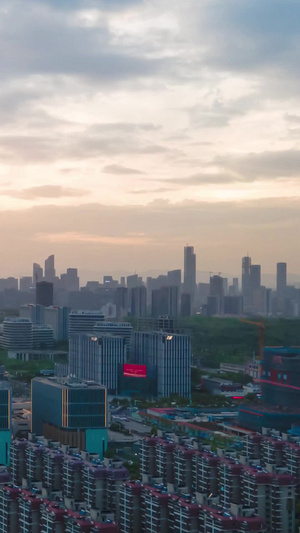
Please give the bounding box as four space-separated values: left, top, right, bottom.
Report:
0 1 168 83
160 173 241 186
130 187 176 194
1 198 300 279
1 185 88 199
102 164 144 175
217 150 300 180
29 0 142 12
0 131 169 164
186 0 300 73
89 123 160 134
285 114 300 124
0 0 298 218
186 100 248 128
34 231 151 246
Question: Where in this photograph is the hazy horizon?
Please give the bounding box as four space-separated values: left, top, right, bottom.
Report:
1 1 300 277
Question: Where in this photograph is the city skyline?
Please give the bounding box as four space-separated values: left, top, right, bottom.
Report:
0 1 300 275
1 251 300 287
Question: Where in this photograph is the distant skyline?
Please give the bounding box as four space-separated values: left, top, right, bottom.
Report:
9 254 300 289
1 1 300 275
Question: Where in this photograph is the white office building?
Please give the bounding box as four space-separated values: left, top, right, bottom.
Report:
68 310 105 337
2 318 33 351
69 333 127 394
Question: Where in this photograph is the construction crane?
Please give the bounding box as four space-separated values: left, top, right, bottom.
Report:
239 319 265 362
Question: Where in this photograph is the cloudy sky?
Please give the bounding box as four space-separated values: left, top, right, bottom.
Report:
1 0 300 281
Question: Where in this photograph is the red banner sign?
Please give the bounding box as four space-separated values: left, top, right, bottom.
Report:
123 364 147 378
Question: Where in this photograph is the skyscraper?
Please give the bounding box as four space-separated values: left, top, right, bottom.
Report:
277 262 287 295
114 286 128 320
44 254 56 282
36 281 53 307
242 255 252 311
132 331 191 398
32 263 43 286
130 286 147 317
167 269 181 288
151 286 178 317
183 246 196 305
61 268 80 291
250 264 261 290
69 333 127 394
241 256 251 293
19 276 32 292
209 275 224 314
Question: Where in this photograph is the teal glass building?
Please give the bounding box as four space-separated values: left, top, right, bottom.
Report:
32 377 107 459
0 382 11 466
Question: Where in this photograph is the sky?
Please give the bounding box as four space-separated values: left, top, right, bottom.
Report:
1 0 300 281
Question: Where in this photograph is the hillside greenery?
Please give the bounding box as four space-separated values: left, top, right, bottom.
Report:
180 317 300 367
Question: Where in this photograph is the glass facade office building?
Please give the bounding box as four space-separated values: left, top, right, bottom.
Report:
132 331 191 398
32 377 107 458
0 382 11 466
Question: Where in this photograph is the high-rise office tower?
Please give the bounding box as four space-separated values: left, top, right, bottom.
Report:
132 331 191 397
209 275 224 298
250 264 261 290
114 286 128 320
277 262 287 295
151 286 178 318
36 281 53 307
184 246 196 302
43 306 71 340
180 293 191 317
233 277 239 293
209 275 224 314
242 255 252 310
130 286 147 317
167 269 181 288
223 296 243 315
32 263 43 286
127 274 143 289
19 276 32 292
44 254 56 282
61 267 80 291
242 256 251 293
69 332 127 394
